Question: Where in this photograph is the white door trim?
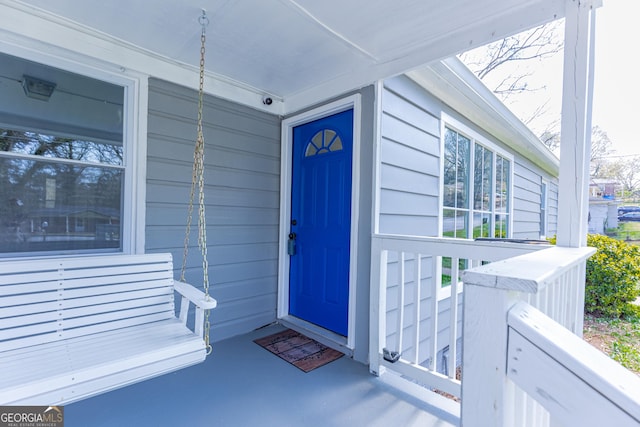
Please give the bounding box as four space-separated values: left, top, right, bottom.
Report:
278 94 361 349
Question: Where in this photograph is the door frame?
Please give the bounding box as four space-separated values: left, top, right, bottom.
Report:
277 94 361 350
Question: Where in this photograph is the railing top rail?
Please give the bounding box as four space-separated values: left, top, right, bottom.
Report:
461 246 596 293
372 233 547 262
508 302 640 425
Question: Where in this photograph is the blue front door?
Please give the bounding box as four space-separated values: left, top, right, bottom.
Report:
289 109 353 336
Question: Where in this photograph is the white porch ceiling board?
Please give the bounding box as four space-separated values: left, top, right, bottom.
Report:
203 1 373 96
9 0 568 112
284 0 567 112
292 0 547 61
19 0 203 64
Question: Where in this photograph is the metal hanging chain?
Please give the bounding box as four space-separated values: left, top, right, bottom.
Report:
180 10 212 355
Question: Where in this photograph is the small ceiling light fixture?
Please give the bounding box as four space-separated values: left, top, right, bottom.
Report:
22 75 56 101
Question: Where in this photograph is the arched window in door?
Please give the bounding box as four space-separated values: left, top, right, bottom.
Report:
304 129 343 157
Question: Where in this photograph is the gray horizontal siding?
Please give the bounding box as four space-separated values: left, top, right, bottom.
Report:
145 78 281 341
379 77 441 236
547 181 559 235
513 161 539 239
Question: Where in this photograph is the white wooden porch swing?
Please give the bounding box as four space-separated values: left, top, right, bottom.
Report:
0 12 217 405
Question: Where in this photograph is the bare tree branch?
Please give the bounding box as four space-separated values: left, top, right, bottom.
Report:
463 22 564 82
459 21 563 100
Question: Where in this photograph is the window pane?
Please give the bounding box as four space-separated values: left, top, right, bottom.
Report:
474 144 493 211
456 134 470 209
0 156 122 254
494 214 509 238
443 129 458 208
495 155 510 213
443 208 468 238
473 212 492 238
0 131 123 165
0 52 125 257
443 128 470 209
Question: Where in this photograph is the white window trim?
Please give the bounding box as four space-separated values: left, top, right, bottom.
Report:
439 113 515 238
0 40 148 257
437 113 515 300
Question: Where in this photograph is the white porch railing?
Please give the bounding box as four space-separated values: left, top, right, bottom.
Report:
369 233 548 398
460 245 640 427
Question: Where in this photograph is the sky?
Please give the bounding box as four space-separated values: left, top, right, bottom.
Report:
464 0 639 158
591 0 640 157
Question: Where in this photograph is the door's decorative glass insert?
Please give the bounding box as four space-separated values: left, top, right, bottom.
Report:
305 129 343 157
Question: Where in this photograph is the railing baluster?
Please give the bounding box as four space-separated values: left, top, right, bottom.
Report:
396 251 405 356
429 257 439 372
413 252 421 364
371 234 554 401
448 256 460 379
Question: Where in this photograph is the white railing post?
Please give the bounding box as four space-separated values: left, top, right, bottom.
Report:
461 284 519 427
369 236 387 376
460 246 595 427
508 302 640 427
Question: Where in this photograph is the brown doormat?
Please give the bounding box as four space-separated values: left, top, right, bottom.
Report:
254 329 344 372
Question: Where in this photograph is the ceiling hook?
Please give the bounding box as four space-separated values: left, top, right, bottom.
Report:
198 9 210 29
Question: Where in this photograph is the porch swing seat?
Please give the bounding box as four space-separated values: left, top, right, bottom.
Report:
0 253 217 405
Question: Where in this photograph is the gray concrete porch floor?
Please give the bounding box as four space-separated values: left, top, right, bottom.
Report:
65 324 460 427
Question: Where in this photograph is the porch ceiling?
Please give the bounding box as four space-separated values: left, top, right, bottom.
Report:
12 0 566 112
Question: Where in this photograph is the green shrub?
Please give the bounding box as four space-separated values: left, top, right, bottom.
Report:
549 234 640 317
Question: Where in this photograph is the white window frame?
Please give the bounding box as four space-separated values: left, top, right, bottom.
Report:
437 114 514 300
0 42 148 257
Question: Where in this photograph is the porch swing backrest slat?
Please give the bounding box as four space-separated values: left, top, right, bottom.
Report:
0 252 216 405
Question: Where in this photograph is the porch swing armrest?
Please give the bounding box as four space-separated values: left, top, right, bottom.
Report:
173 280 218 310
173 280 216 339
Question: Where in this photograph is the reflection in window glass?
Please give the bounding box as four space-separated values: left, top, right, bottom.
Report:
442 209 468 239
443 128 470 239
474 144 493 211
442 129 511 240
473 212 492 238
0 140 123 254
495 155 510 237
0 131 123 165
0 53 125 256
441 125 512 288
